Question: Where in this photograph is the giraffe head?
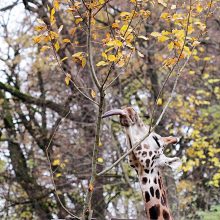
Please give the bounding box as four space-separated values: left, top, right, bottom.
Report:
102 107 181 171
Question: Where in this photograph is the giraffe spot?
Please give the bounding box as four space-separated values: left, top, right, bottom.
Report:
146 159 150 167
150 186 154 197
152 155 156 160
142 177 148 184
136 145 141 151
154 177 157 184
149 151 152 156
149 204 160 220
144 169 149 174
156 189 160 199
138 151 141 154
144 144 149 148
142 151 147 157
145 191 150 203
163 210 170 220
141 159 143 163
151 161 154 167
158 179 162 189
151 169 154 173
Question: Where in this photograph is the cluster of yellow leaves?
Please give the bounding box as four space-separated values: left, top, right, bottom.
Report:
72 52 87 68
172 92 220 187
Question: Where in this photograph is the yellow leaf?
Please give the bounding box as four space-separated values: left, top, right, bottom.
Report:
61 57 68 62
112 22 119 29
115 39 123 47
65 73 71 85
54 41 60 51
202 73 209 79
101 52 107 60
160 12 169 20
96 61 108 66
193 55 200 61
72 52 83 59
158 35 169 42
56 173 62 178
91 89 96 98
34 25 46 32
33 35 43 44
196 4 203 13
161 30 170 36
50 8 56 24
172 29 185 39
108 54 116 62
89 183 94 192
53 0 60 10
167 42 174 51
189 70 195 75
120 11 131 19
75 17 83 24
120 24 129 34
106 40 123 47
117 59 125 67
188 25 194 34
49 31 58 39
204 57 211 61
40 46 51 52
157 98 163 106
151 32 161 37
158 0 167 7
63 38 71 43
52 159 61 166
82 58 86 68
138 35 149 41
98 139 102 147
99 0 105 4
97 157 104 163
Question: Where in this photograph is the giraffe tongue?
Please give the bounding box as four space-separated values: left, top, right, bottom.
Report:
102 109 126 118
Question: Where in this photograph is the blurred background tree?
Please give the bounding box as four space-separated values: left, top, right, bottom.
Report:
0 0 219 219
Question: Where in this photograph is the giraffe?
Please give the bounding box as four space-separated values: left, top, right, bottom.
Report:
102 107 182 220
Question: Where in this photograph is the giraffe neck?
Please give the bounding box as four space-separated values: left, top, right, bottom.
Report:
138 168 173 220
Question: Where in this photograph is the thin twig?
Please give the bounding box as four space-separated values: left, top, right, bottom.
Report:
45 111 80 219
46 27 99 106
87 9 101 90
149 0 192 131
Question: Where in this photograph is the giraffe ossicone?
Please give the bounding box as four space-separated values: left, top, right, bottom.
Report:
103 107 182 220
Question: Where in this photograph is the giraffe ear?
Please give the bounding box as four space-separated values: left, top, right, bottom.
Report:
156 155 182 170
